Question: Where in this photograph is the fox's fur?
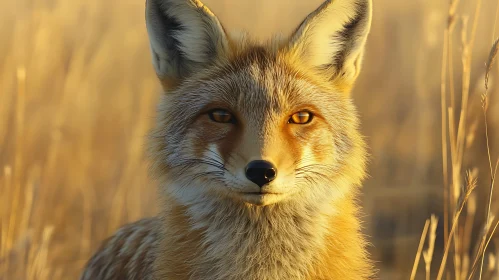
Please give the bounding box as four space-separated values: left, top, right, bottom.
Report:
81 0 374 279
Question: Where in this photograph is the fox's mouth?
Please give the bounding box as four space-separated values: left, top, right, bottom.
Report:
236 191 287 206
240 191 280 195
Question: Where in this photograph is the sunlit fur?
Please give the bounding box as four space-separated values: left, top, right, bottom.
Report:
81 0 374 279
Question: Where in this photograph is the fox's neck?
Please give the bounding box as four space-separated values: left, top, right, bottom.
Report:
153 194 371 280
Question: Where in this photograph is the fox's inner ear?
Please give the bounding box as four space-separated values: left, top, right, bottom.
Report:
145 0 229 89
285 0 372 91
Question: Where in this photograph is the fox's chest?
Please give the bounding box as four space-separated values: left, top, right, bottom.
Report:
161 208 330 279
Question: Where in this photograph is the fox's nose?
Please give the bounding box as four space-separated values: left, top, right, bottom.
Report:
245 160 277 187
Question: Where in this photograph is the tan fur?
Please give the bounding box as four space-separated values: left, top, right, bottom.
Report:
81 0 374 279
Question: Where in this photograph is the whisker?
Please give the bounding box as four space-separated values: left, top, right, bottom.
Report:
171 158 228 172
177 171 225 190
294 163 337 186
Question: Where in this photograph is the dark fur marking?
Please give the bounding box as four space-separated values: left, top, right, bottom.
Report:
321 1 368 75
150 0 189 78
236 46 274 70
201 19 220 60
151 0 225 79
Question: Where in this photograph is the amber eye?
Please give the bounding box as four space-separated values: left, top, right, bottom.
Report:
289 111 313 124
209 109 235 123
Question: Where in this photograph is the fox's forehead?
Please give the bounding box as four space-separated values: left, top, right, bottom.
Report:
183 47 341 116
222 47 317 110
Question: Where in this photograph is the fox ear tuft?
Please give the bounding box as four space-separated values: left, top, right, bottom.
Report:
286 0 372 90
145 0 229 88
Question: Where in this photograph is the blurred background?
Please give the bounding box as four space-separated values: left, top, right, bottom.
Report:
1 0 499 279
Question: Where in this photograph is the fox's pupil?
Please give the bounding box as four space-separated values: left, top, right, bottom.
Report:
290 111 311 124
209 109 233 123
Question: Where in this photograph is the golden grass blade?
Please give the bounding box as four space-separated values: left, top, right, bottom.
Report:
441 27 450 254
0 166 13 275
437 171 477 280
461 189 477 278
423 215 439 280
492 0 499 42
476 38 499 280
468 218 499 279
410 219 430 280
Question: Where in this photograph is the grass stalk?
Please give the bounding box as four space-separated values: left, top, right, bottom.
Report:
410 219 430 280
436 171 477 280
477 37 499 280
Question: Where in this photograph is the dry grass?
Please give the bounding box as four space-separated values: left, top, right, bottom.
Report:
1 0 499 279
410 0 499 278
411 218 430 280
0 0 158 278
425 215 439 280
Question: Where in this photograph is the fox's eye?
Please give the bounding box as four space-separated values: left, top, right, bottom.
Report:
209 109 235 123
289 111 313 124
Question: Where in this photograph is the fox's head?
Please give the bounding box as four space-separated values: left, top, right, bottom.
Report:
146 0 372 208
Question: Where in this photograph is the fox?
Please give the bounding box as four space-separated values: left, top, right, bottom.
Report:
81 0 374 279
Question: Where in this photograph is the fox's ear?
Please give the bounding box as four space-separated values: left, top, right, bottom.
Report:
286 0 372 90
145 0 229 89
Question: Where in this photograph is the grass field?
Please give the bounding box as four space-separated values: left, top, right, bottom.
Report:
1 0 499 279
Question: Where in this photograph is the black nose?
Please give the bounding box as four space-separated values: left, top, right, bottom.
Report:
245 160 277 187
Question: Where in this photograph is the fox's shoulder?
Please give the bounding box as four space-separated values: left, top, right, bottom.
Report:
80 217 160 280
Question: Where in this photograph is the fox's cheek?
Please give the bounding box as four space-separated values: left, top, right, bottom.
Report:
311 138 336 164
188 118 242 162
285 123 336 166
